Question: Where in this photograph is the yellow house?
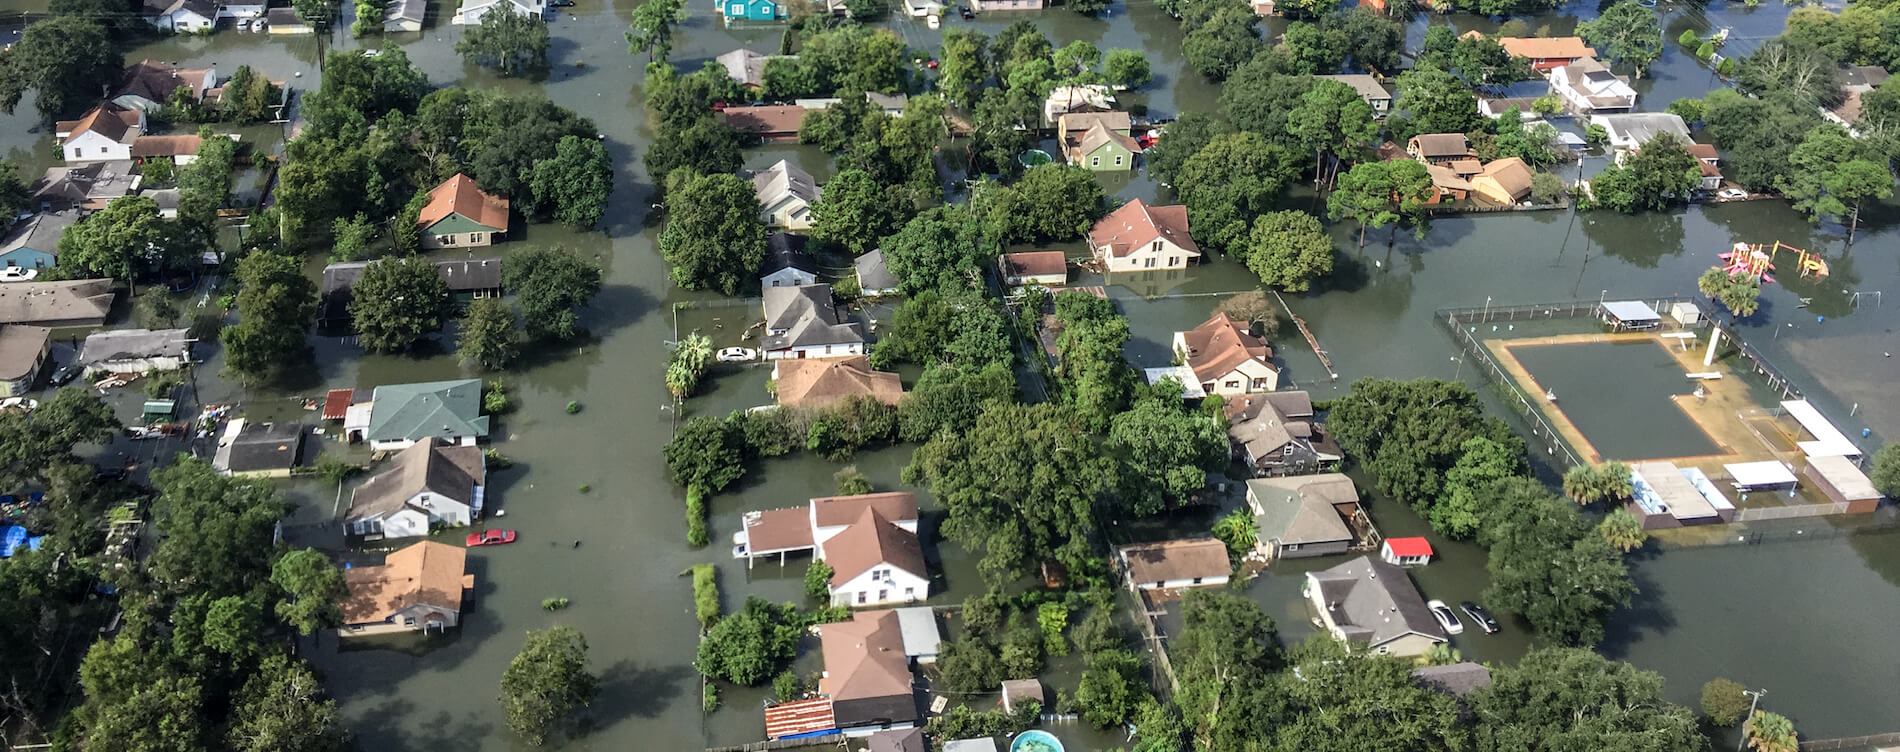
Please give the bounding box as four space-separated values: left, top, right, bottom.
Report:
1088 199 1199 272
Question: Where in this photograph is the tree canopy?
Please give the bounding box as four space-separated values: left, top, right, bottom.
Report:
348 256 456 352
456 5 551 75
500 625 598 746
659 171 767 295
0 16 123 121
1244 210 1335 292
222 252 317 382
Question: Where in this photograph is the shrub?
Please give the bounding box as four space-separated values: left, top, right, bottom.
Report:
773 671 800 702
690 563 719 629
834 465 872 496
687 486 710 548
803 560 834 603
702 682 719 712
1701 677 1749 726
1677 28 1699 46
483 448 514 469
566 401 582 414
1038 602 1071 657
484 380 511 413
542 598 570 611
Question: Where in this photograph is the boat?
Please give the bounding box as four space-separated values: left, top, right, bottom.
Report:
925 12 940 28
716 346 757 362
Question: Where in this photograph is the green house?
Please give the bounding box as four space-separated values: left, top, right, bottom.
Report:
1070 123 1141 172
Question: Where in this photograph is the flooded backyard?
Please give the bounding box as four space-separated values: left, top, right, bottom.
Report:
2 0 1899 746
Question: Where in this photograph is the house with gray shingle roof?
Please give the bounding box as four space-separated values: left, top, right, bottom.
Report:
345 437 487 539
762 284 864 360
346 379 490 451
1247 474 1358 559
1305 556 1446 658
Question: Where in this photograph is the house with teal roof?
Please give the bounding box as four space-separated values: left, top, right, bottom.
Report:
345 379 490 451
720 0 783 22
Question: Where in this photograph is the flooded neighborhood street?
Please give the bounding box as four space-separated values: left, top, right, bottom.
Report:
3 0 1898 746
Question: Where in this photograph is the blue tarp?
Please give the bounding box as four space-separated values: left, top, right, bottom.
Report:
0 526 43 558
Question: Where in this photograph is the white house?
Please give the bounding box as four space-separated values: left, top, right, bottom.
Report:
1173 313 1278 396
344 378 490 451
821 506 929 607
760 233 819 289
344 438 487 539
1380 537 1434 566
1119 539 1232 591
144 0 219 31
1042 84 1115 126
762 284 865 360
1590 112 1693 163
56 103 146 164
76 328 192 376
754 160 820 231
1547 57 1636 113
452 0 546 24
1088 198 1199 273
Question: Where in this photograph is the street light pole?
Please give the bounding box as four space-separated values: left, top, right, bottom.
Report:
1484 296 1493 322
1737 688 1766 752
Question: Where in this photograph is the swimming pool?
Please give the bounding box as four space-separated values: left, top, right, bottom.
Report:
1010 730 1065 752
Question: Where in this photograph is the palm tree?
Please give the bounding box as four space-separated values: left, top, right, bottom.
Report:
1212 509 1258 556
1597 508 1648 553
1563 462 1633 505
666 332 715 398
1745 710 1798 752
1697 267 1761 321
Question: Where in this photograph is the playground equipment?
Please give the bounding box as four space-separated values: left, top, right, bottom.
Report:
1717 241 1828 283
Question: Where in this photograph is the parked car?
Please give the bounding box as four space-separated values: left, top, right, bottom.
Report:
236 17 253 31
1426 599 1463 635
550 0 575 6
466 529 517 547
0 267 38 282
49 362 82 386
716 347 757 362
958 4 974 17
1718 188 1748 200
1459 601 1499 634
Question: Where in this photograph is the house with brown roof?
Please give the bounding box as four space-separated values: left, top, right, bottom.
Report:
998 251 1068 287
1247 474 1360 559
1056 110 1132 142
56 103 146 164
817 610 921 732
1088 198 1199 272
1423 163 1473 204
1406 133 1475 166
112 60 215 114
1118 538 1231 590
718 48 796 88
0 326 51 397
821 507 928 607
343 437 487 540
0 279 115 327
1686 143 1723 191
130 134 205 164
772 355 903 409
339 541 474 637
1066 122 1141 171
723 104 806 142
1224 390 1341 474
1173 313 1279 396
1470 157 1535 206
418 174 510 249
1496 36 1597 71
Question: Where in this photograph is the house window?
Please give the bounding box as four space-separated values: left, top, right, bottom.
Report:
471 233 485 244
1114 155 1124 166
1252 378 1268 389
1151 240 1163 253
1224 380 1239 389
100 147 109 155
856 591 867 604
1151 581 1164 589
904 587 914 597
877 589 888 601
1285 543 1300 551
402 616 416 626
1144 257 1156 269
442 234 457 246
1191 577 1203 585
824 345 832 354
1090 156 1100 167
1168 257 1179 267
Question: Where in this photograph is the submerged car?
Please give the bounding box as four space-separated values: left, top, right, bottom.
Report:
466 529 517 547
1426 599 1463 635
1460 601 1500 634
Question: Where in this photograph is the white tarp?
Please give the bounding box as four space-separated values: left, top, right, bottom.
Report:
1725 461 1798 489
1781 399 1861 458
1601 300 1660 323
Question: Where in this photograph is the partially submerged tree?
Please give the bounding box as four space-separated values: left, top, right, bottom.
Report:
456 5 551 75
499 626 598 746
348 256 456 352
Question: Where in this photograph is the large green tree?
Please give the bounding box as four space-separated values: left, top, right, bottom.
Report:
1147 112 1231 187
1171 590 1281 750
881 206 987 294
1430 436 1523 539
1469 647 1702 748
269 549 346 637
1244 210 1334 292
0 17 122 121
458 297 522 370
1778 124 1893 243
812 169 903 256
348 256 456 352
1477 478 1636 647
1872 444 1900 499
993 164 1106 244
1106 385 1226 515
1394 66 1483 136
1580 0 1664 77
456 5 551 75
663 415 747 492
222 252 318 382
1324 378 1521 510
1272 639 1465 752
226 655 348 752
502 246 604 340
1590 133 1701 213
56 195 189 287
500 626 599 746
527 135 614 229
624 0 686 63
659 171 767 295
1074 649 1147 728
904 403 1117 582
693 597 800 686
1176 132 1300 254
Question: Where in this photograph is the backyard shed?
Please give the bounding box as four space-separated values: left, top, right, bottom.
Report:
1118 538 1232 590
1600 300 1660 331
763 697 836 740
894 607 941 664
1000 679 1044 713
1805 455 1883 514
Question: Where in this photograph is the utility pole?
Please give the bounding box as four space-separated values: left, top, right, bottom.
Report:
1736 688 1766 752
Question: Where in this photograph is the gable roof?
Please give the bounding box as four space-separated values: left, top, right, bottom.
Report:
1307 556 1444 649
223 421 307 473
0 212 78 257
113 60 212 105
1496 36 1595 60
0 326 50 382
1119 538 1231 584
812 491 919 528
1590 112 1691 147
818 610 915 705
774 355 903 409
1089 199 1198 257
1248 474 1356 547
130 134 204 159
145 0 219 19
1073 121 1141 158
754 160 820 208
1412 662 1492 697
723 105 807 135
824 507 926 585
1318 73 1391 101
1476 157 1534 200
866 728 926 752
718 48 794 88
418 174 510 233
0 279 115 325
855 249 897 291
1058 110 1132 136
319 257 503 319
1178 313 1274 384
761 232 818 277
57 102 143 145
340 541 472 624
1224 390 1328 461
999 251 1068 279
347 437 487 520
31 162 138 209
1425 163 1473 192
1408 133 1471 159
365 379 490 443
762 284 864 351
78 328 191 365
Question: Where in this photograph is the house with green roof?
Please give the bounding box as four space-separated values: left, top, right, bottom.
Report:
343 379 490 451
